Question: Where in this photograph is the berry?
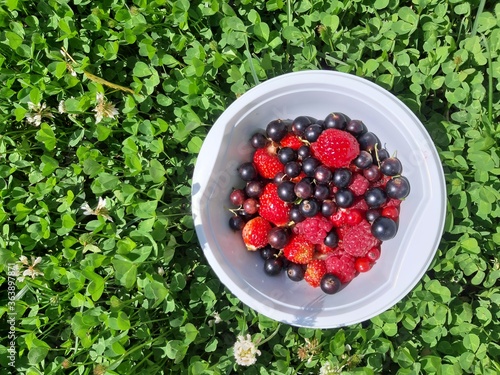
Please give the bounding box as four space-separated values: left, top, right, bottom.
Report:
304 259 327 288
380 157 402 176
385 176 410 199
342 220 380 257
363 164 382 182
325 254 356 283
366 247 381 262
238 162 258 181
287 263 305 282
371 217 398 241
243 198 259 214
365 209 381 223
242 217 272 251
293 215 333 245
355 257 372 273
333 168 352 188
321 200 337 217
320 273 342 294
264 257 284 276
230 189 246 206
253 148 283 179
283 235 315 264
314 165 333 184
284 161 301 178
345 209 364 226
278 147 297 164
335 189 354 208
324 229 339 248
250 133 267 149
297 145 311 159
260 245 280 260
345 119 367 137
246 180 264 198
292 116 313 136
258 183 291 227
329 209 348 227
349 173 370 196
268 227 290 249
314 184 330 201
294 179 314 199
357 132 380 152
364 187 387 209
277 181 297 202
229 215 245 231
381 206 399 220
375 148 390 162
353 150 373 169
323 112 349 130
304 124 323 142
300 199 320 217
266 119 289 141
289 205 306 223
302 157 321 177
280 132 303 150
311 129 360 168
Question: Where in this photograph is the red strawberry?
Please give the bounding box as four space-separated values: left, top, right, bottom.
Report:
341 219 380 257
253 147 283 179
283 235 315 264
349 173 369 196
311 129 360 168
280 133 303 150
242 217 272 251
304 259 327 287
292 215 333 245
325 254 356 283
258 183 291 226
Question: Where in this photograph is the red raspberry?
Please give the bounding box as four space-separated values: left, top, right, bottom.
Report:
304 259 327 288
293 215 333 245
280 133 303 150
341 219 380 257
349 173 369 196
325 254 356 284
329 209 348 227
384 198 402 208
315 243 344 257
311 129 360 168
253 147 283 179
258 183 291 227
350 198 369 211
283 235 315 264
242 217 272 251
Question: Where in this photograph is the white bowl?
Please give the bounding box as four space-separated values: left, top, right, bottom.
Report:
191 71 446 329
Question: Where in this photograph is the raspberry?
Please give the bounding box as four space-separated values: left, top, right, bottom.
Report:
242 217 272 251
258 183 291 227
349 173 369 196
280 132 303 150
311 129 360 168
341 220 380 257
384 198 402 207
283 235 315 264
253 147 283 179
325 254 356 283
304 259 327 288
293 215 333 245
329 209 348 227
315 243 344 257
350 198 369 211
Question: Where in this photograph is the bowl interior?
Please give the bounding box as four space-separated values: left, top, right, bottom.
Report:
192 71 446 328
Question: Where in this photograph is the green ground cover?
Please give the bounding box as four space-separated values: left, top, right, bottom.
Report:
0 0 499 374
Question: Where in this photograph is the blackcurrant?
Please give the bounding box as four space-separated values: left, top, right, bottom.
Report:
287 263 305 282
364 187 387 209
289 205 306 223
284 161 301 178
345 119 367 137
302 157 321 177
380 157 403 176
268 227 290 249
333 168 352 188
250 132 267 149
229 216 245 231
320 273 341 294
238 162 257 181
277 181 297 202
260 245 280 260
385 176 410 199
297 145 311 159
371 217 398 241
230 189 246 206
292 116 313 136
363 164 382 182
358 132 381 152
314 165 333 184
264 257 284 276
300 199 319 217
246 181 264 198
335 188 354 208
278 147 297 164
304 124 323 142
354 150 373 169
365 209 381 223
294 179 314 199
266 119 288 142
321 200 337 217
314 184 330 201
324 230 339 248
323 112 350 130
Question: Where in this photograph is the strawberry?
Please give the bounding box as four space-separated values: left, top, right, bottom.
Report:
242 217 272 251
258 183 291 226
292 215 333 245
341 219 380 257
304 259 327 287
311 129 360 168
280 132 303 150
253 147 283 179
283 234 315 264
325 254 356 283
349 173 369 196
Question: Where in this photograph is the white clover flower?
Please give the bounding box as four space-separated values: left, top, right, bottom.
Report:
319 361 341 375
157 266 165 276
25 102 54 127
58 100 66 114
93 92 119 124
18 256 44 282
81 197 113 222
233 334 261 366
208 311 222 327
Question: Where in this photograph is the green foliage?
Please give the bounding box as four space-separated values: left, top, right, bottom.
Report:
0 0 499 374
